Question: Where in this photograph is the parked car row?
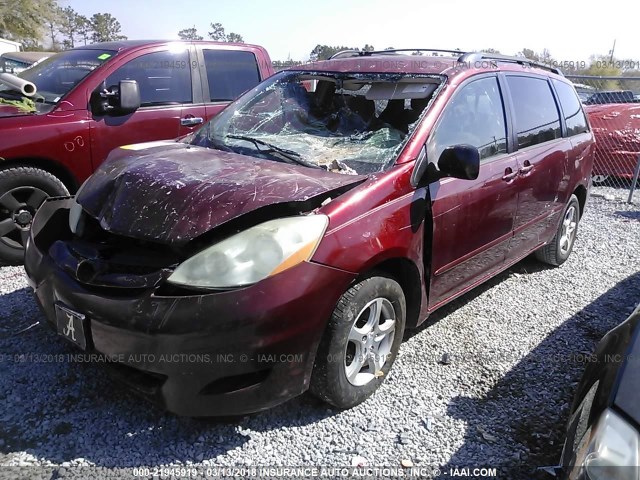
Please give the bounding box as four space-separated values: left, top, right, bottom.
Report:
0 51 53 74
584 103 640 184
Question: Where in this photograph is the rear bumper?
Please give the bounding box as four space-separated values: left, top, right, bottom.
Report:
25 198 356 416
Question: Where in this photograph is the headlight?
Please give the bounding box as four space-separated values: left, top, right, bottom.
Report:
68 200 83 234
167 215 328 289
573 409 639 480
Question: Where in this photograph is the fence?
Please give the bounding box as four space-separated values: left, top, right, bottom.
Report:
566 75 640 201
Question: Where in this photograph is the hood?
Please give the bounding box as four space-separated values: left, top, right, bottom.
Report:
0 103 32 118
77 143 366 246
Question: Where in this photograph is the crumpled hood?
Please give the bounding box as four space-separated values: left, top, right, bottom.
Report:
77 143 366 245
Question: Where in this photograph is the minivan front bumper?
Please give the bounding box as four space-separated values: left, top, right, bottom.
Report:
24 198 356 416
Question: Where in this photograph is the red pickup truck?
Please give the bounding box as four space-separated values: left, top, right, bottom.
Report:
0 40 274 263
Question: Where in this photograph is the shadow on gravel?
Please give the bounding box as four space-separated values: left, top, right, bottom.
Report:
0 285 337 468
439 271 640 480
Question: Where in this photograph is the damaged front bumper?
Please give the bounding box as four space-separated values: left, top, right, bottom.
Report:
24 198 356 416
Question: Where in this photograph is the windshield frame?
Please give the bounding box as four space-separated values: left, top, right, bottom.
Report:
190 70 446 174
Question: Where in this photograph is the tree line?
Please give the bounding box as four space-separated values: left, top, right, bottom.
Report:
0 0 127 51
1 1 638 86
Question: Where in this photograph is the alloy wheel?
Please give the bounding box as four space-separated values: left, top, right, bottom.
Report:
344 297 397 387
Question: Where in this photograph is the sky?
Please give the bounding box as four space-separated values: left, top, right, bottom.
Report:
62 0 638 63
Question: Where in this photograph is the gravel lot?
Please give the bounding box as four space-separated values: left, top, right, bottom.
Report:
0 188 639 479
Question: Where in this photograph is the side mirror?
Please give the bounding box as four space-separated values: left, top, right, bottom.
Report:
90 80 141 116
437 145 480 180
410 144 480 187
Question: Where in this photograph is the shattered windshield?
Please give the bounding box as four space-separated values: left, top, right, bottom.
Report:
0 49 115 105
191 71 441 175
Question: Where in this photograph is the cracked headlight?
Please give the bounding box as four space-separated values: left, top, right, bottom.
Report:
167 215 328 289
573 409 639 480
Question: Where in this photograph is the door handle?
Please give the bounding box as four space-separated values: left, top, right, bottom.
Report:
502 168 517 182
519 163 534 175
180 116 204 126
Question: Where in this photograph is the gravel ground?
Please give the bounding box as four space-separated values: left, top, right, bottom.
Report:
0 188 639 479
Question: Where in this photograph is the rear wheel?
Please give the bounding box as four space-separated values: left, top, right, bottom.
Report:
0 167 69 265
310 274 406 409
535 194 580 266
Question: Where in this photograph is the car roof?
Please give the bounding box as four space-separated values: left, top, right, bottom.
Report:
74 39 261 52
293 50 565 81
1 51 53 62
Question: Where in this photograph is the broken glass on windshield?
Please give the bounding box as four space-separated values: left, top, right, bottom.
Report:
191 71 442 175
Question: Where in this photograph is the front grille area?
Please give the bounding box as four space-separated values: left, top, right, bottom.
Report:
50 213 181 291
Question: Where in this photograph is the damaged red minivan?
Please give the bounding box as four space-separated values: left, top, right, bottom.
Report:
24 50 595 416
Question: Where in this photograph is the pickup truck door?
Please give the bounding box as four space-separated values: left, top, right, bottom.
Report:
195 46 265 120
427 75 520 308
89 46 206 169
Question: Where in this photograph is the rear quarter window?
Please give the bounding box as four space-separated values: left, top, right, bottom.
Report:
506 76 561 149
203 49 261 102
552 80 589 136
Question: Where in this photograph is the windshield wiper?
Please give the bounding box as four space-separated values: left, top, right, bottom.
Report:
226 134 321 169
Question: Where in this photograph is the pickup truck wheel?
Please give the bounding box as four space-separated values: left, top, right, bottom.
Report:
0 167 69 265
310 275 406 409
535 194 580 266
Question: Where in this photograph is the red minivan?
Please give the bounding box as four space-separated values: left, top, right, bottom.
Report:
0 40 274 263
24 49 594 416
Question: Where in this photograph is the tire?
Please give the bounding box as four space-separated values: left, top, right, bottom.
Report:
0 167 69 265
310 274 406 409
535 194 580 266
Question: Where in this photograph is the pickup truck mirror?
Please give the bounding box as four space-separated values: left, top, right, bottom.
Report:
410 144 480 187
90 80 141 116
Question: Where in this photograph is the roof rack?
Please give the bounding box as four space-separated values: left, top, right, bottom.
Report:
458 52 563 76
329 48 465 60
364 48 466 57
327 48 564 76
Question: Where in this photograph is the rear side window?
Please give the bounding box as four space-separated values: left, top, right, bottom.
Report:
506 76 561 149
552 80 589 136
106 50 192 107
429 76 507 163
203 49 261 102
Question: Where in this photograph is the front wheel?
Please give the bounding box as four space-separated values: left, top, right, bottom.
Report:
535 194 580 266
0 167 69 265
310 274 406 409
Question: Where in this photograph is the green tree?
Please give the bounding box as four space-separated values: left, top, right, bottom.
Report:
178 26 203 41
0 0 57 43
76 15 91 46
90 13 127 43
208 22 226 41
58 6 84 49
226 32 244 43
362 44 375 52
480 48 501 54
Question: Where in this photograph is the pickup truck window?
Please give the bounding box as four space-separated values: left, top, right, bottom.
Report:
106 50 192 107
202 49 261 102
506 76 562 149
552 80 589 136
429 76 507 163
0 49 115 104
